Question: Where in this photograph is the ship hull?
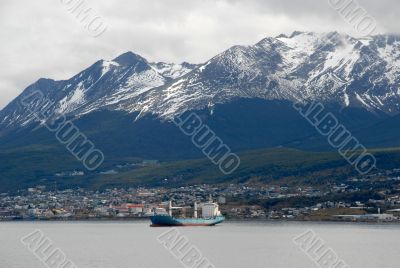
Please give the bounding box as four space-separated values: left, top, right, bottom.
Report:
150 215 225 227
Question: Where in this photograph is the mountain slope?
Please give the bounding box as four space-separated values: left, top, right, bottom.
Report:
3 32 400 131
3 145 400 192
2 32 400 191
113 32 400 119
0 52 197 130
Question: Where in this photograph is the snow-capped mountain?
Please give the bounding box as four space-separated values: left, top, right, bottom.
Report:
0 52 198 128
2 31 400 129
123 31 400 118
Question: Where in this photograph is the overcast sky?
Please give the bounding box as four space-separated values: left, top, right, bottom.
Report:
0 0 399 109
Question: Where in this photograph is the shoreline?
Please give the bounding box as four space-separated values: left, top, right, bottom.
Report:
2 217 400 224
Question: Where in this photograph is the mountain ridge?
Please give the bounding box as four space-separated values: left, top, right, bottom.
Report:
3 31 400 131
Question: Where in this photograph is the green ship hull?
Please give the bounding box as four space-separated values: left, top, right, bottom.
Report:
150 215 225 227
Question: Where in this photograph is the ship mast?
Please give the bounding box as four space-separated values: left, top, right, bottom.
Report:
194 202 198 218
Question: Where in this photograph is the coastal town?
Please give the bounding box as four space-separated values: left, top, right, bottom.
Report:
2 168 400 222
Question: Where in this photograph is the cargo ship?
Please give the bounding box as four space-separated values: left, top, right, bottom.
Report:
150 200 225 227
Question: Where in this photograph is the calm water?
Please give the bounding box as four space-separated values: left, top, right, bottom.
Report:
1 220 399 268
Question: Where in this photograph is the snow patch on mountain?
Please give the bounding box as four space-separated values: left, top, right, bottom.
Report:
58 82 86 113
150 62 196 79
378 41 400 84
277 32 321 69
322 37 360 79
101 60 120 76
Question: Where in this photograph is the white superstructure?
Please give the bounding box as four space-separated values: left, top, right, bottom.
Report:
202 203 222 218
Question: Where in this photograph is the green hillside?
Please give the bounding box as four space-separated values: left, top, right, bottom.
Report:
2 145 400 192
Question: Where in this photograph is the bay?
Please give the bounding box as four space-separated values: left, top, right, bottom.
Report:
1 220 399 268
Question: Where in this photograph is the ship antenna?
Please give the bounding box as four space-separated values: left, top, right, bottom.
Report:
194 202 198 218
